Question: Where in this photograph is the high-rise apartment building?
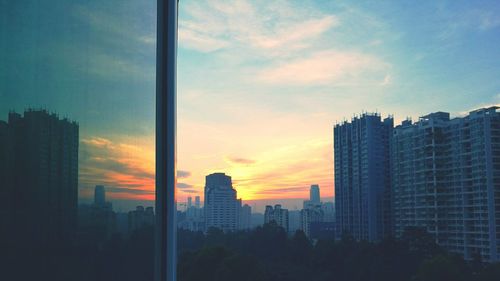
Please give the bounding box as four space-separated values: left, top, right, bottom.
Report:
264 204 289 232
0 110 79 246
300 205 324 237
334 113 393 241
392 107 500 261
204 173 240 232
128 206 155 234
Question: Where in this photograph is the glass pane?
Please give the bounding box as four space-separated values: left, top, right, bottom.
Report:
1 1 157 280
176 1 500 281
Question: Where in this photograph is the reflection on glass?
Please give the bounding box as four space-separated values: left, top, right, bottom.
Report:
0 1 156 280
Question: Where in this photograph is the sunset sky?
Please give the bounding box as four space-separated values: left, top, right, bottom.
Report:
1 0 499 211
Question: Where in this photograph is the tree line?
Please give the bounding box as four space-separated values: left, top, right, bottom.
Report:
178 223 500 281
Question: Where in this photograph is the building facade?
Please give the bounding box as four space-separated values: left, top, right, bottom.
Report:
204 173 240 232
239 204 252 230
300 205 324 238
0 110 79 246
128 206 155 234
264 204 289 232
334 113 393 241
392 107 500 262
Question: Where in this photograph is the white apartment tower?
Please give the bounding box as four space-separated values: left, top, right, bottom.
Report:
204 173 240 232
392 107 500 262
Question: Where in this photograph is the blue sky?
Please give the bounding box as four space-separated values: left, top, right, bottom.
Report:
1 0 499 211
177 0 500 208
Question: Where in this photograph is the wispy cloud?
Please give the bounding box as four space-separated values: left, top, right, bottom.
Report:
177 183 194 189
225 157 256 165
179 0 338 57
436 7 500 42
177 170 192 178
257 50 389 86
180 189 199 194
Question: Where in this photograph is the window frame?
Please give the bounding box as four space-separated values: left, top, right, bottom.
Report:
155 1 178 281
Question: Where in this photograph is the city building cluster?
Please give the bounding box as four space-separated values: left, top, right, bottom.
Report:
177 176 335 240
335 106 500 262
177 173 253 232
2 106 498 264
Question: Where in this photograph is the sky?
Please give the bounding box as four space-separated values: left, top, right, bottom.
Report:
1 0 499 212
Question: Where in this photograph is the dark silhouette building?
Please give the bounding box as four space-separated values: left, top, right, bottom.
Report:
0 109 79 247
128 206 155 235
94 185 106 206
78 185 117 245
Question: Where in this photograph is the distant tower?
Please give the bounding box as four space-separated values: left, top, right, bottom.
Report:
187 196 192 208
239 204 252 230
310 184 320 204
94 185 106 206
195 196 201 208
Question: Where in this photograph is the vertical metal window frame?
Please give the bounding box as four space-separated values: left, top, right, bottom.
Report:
155 1 177 281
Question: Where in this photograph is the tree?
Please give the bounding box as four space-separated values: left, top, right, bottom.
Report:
414 255 465 281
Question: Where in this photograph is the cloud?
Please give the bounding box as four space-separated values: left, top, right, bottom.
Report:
104 186 154 196
380 74 392 86
436 7 500 42
177 183 194 189
180 189 199 194
256 186 307 195
179 0 338 56
476 10 500 30
179 29 229 53
177 170 192 178
80 136 154 200
225 157 256 165
257 50 389 86
71 3 156 82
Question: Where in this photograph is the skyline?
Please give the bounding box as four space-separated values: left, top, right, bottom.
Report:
1 0 499 210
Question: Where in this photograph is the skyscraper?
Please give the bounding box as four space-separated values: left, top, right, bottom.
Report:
304 184 322 209
0 109 79 246
310 184 320 205
204 173 240 232
334 113 393 241
392 107 500 262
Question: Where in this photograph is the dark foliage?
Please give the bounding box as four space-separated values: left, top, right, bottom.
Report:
177 224 500 281
6 224 500 281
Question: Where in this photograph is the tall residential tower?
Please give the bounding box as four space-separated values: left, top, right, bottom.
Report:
334 113 393 241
